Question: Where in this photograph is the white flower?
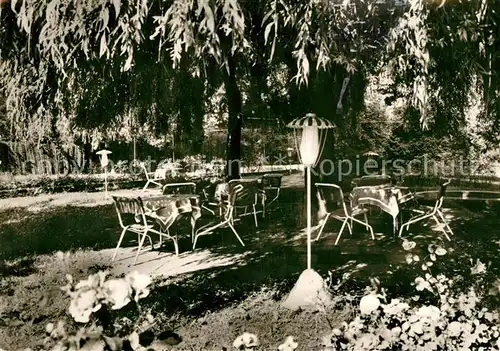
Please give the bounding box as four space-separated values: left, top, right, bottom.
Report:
402 239 416 251
382 299 410 315
69 289 101 323
278 336 298 351
411 321 424 334
359 294 380 315
125 271 152 301
103 279 132 310
447 321 462 337
233 332 259 349
435 247 447 256
414 277 432 291
391 327 401 337
416 305 440 322
405 254 414 264
471 259 486 275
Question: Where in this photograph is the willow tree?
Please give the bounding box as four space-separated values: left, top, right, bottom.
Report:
1 0 498 176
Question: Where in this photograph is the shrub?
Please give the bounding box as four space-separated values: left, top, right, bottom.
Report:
320 240 500 350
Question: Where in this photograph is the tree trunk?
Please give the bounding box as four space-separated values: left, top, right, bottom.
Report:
222 56 242 180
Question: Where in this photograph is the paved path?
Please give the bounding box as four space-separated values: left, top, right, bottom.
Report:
0 173 304 211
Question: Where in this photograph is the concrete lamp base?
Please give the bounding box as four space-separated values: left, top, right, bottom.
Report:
281 269 333 311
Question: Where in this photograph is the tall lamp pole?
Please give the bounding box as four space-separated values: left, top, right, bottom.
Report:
282 113 335 310
287 113 334 269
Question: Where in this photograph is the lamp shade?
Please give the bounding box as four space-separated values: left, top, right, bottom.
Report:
287 113 335 167
300 126 320 166
287 113 335 130
96 150 112 168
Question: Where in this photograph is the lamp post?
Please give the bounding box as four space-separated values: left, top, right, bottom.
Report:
287 113 335 269
96 149 112 198
282 113 334 311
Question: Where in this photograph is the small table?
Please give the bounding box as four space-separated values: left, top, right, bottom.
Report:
351 175 392 187
350 185 414 234
141 194 201 240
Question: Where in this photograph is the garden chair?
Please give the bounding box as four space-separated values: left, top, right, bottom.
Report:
261 173 283 214
398 179 453 241
141 163 167 192
228 178 264 226
200 182 223 215
192 182 252 249
111 196 179 266
162 182 196 195
315 183 374 245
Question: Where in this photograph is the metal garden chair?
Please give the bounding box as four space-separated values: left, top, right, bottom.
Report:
192 182 252 249
111 196 179 265
141 163 167 192
398 179 453 240
315 183 374 245
228 178 264 226
261 173 283 214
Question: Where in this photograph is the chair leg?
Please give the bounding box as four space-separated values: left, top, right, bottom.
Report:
112 227 128 261
193 221 226 250
437 210 454 236
228 222 245 247
334 218 349 245
172 236 179 256
363 212 369 231
432 215 451 241
315 213 331 241
252 205 258 228
398 223 407 238
142 181 150 192
351 216 374 240
133 231 149 265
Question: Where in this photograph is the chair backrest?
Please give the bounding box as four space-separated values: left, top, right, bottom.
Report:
162 182 196 195
141 163 151 180
112 196 147 228
315 183 348 216
261 174 282 189
436 179 451 208
228 179 262 207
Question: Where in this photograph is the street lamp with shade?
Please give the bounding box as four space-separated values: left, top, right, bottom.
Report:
96 149 112 198
282 113 335 311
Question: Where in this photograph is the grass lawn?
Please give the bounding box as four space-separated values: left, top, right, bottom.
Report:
0 174 500 350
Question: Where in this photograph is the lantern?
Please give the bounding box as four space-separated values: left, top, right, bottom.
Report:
287 113 334 270
96 149 112 198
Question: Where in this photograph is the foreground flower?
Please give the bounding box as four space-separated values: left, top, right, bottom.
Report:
402 239 416 251
447 321 462 337
125 271 152 301
414 277 432 292
359 294 380 315
103 279 132 310
471 259 486 275
69 289 101 323
233 332 259 350
416 305 440 322
382 299 409 315
278 336 298 351
435 247 447 256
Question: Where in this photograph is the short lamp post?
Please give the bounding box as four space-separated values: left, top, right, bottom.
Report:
282 113 334 311
96 149 112 198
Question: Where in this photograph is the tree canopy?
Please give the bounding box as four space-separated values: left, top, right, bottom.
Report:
0 0 498 169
